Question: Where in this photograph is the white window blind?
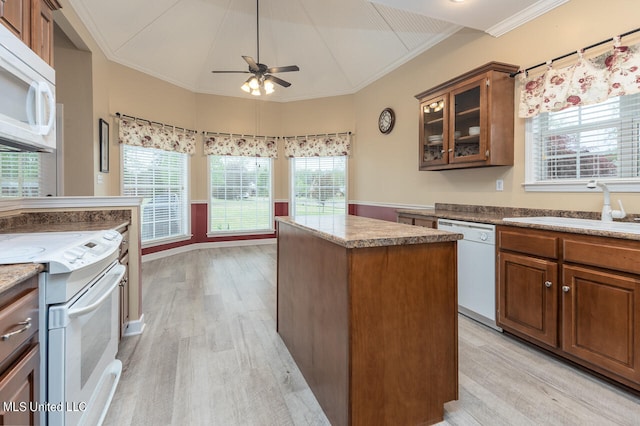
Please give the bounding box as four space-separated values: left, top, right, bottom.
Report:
290 156 347 216
528 92 640 187
0 152 57 197
122 145 188 242
209 156 273 233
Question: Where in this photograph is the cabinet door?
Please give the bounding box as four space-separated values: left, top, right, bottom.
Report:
449 75 487 164
497 252 558 347
562 265 640 382
0 343 39 426
420 95 448 168
31 0 54 65
0 0 29 44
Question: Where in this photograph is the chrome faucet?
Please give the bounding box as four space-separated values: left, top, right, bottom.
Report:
587 180 626 222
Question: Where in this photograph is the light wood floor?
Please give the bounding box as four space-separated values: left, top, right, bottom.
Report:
104 244 640 425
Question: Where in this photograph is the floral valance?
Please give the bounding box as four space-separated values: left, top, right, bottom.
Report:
203 133 278 159
118 117 197 154
283 133 351 158
519 38 640 118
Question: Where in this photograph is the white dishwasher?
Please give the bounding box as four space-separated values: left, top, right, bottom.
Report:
437 218 502 331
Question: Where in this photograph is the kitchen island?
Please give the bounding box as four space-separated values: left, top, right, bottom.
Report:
276 215 462 426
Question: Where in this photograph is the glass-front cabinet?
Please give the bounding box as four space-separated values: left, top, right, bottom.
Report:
417 62 519 171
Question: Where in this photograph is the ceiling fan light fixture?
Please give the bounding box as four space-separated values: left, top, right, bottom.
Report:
248 76 260 90
251 88 261 96
241 81 251 93
264 78 275 94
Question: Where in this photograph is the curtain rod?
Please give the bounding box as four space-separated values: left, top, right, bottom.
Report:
115 112 197 134
203 131 279 140
281 131 352 139
510 26 640 78
203 131 352 139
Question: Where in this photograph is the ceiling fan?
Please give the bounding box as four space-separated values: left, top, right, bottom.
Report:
211 0 300 96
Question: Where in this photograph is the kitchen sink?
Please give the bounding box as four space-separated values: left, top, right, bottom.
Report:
503 216 640 235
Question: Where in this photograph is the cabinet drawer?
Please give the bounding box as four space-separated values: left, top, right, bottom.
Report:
564 237 640 275
0 289 38 361
397 216 413 225
414 217 437 228
498 227 559 259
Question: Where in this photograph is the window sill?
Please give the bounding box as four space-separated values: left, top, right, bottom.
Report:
523 180 640 193
206 229 275 238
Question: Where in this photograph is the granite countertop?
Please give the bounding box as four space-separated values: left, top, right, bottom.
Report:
397 203 640 241
1 219 129 234
276 215 462 249
0 263 43 294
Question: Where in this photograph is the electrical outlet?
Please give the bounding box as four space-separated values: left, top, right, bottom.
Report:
496 179 504 191
97 173 103 185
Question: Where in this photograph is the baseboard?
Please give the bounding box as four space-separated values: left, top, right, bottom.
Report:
142 238 277 262
123 314 146 337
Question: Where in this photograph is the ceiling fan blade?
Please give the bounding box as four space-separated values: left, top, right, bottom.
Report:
266 65 300 74
211 70 251 74
242 56 260 73
267 75 291 88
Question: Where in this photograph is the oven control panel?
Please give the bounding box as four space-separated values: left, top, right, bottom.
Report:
50 230 123 273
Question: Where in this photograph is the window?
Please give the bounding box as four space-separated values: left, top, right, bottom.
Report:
0 152 57 197
526 92 640 191
290 156 347 216
209 156 273 233
122 145 189 243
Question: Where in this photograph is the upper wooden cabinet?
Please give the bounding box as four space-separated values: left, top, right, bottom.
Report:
415 62 519 171
0 0 61 66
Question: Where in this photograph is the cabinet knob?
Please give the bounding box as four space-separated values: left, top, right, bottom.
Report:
544 281 552 288
440 150 446 154
448 149 453 152
562 286 570 293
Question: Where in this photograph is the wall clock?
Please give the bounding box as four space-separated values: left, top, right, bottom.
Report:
378 108 395 134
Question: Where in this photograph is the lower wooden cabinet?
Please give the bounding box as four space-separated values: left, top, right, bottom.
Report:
0 343 39 426
498 251 558 348
497 225 640 390
0 273 39 425
561 265 640 383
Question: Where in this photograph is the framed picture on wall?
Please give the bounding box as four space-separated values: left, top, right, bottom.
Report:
100 118 109 173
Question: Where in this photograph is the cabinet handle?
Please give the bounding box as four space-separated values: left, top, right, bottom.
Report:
1 318 32 341
119 277 128 287
440 150 446 154
562 286 570 293
544 281 552 288
448 149 453 152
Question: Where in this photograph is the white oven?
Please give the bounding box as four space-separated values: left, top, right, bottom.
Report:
0 23 56 152
0 230 124 425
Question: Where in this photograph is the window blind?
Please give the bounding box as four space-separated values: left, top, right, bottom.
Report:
209 156 273 233
122 145 188 242
529 92 640 182
291 156 347 216
0 152 57 197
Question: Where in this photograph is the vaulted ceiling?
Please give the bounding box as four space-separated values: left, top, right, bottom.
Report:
66 0 569 102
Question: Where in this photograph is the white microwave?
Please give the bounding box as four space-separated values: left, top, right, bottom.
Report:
0 24 56 152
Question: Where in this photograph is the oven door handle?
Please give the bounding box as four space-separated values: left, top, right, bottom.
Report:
68 264 125 319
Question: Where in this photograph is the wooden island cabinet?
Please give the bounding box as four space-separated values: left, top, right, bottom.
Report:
276 215 462 426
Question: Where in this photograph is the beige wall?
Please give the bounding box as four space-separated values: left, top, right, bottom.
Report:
353 0 640 212
57 0 640 213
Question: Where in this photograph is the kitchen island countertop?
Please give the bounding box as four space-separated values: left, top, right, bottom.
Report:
0 263 43 295
276 214 462 249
